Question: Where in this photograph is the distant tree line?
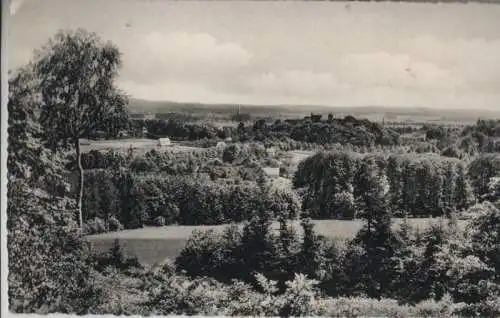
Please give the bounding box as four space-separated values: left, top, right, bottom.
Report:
128 119 223 140
125 114 400 148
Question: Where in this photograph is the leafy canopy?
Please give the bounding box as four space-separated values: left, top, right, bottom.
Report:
34 28 129 149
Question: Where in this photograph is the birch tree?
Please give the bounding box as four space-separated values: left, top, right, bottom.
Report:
34 29 129 228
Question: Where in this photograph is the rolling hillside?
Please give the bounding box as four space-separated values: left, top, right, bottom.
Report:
128 98 500 123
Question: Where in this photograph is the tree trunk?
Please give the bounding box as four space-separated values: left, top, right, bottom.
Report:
76 139 84 229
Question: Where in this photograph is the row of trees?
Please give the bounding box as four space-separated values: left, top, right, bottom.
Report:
467 153 500 199
80 148 500 229
421 120 500 155
81 142 273 170
82 170 300 232
294 152 475 219
129 112 500 159
129 119 224 140
126 113 401 148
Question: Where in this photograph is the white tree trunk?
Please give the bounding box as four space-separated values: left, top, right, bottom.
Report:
75 139 84 229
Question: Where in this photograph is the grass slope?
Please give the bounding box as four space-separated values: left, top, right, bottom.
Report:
86 218 467 266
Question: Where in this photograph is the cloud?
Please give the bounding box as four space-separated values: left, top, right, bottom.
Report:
121 32 252 85
10 0 25 15
246 70 348 96
402 35 500 93
116 32 499 109
229 50 464 106
118 78 255 105
12 1 500 109
338 51 463 91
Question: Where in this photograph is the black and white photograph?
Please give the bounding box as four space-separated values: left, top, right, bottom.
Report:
2 0 500 316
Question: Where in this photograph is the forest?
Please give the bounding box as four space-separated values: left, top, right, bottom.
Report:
6 29 500 316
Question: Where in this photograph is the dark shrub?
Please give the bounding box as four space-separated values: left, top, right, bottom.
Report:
153 216 166 227
129 156 157 172
84 217 107 235
108 216 124 232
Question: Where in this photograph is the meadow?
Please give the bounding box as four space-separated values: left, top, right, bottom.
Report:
86 218 468 266
80 138 204 154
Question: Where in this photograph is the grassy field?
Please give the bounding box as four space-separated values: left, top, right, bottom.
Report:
86 218 468 267
80 138 206 154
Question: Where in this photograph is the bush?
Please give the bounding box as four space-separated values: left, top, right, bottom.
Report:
174 230 224 278
279 166 289 178
162 202 180 225
441 146 461 159
152 258 176 277
413 294 455 318
126 219 143 230
129 156 157 172
84 217 107 235
108 216 123 232
318 297 411 318
455 296 500 317
94 239 143 273
222 144 240 163
152 216 166 227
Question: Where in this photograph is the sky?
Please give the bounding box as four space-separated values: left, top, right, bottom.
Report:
8 0 500 110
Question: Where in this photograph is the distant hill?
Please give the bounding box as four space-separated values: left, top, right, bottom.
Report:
127 98 500 123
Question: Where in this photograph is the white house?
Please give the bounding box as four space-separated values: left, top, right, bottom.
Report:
157 138 171 147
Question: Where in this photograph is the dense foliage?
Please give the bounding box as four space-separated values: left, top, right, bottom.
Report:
33 28 129 228
461 119 500 153
8 65 100 314
80 143 273 180
467 153 500 200
174 201 500 316
82 170 300 231
127 113 400 147
294 151 474 219
90 259 472 317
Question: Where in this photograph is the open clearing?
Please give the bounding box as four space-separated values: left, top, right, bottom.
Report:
80 138 206 154
86 218 468 266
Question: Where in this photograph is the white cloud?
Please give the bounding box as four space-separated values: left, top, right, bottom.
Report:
246 70 348 96
338 51 463 91
10 1 500 110
119 78 250 104
402 35 500 93
10 0 25 15
121 31 252 84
